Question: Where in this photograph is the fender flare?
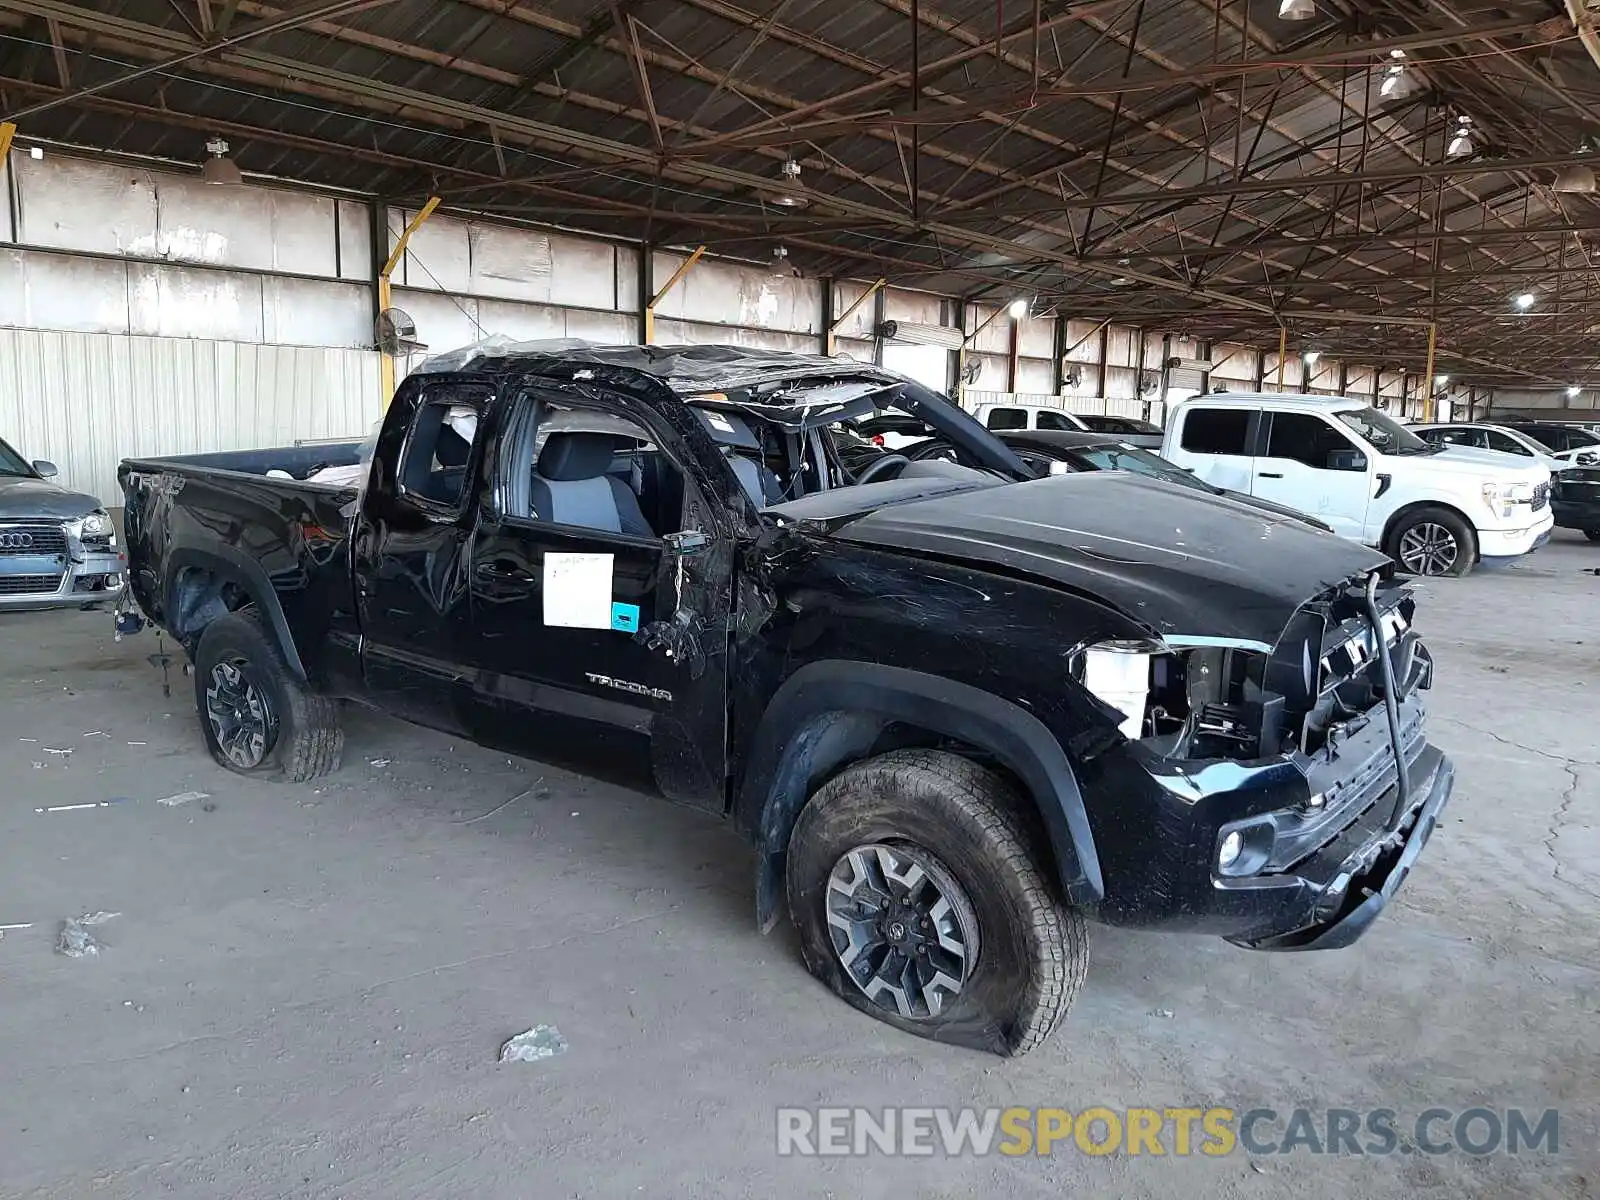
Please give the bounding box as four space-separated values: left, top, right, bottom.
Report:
738 661 1104 930
162 543 308 680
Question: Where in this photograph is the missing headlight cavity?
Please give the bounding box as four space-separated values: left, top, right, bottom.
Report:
1071 575 1426 763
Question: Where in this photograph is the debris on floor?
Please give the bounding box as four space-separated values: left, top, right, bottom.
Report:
43 747 73 757
0 922 33 941
156 791 210 808
369 757 392 768
55 911 120 958
499 1025 569 1064
34 799 133 814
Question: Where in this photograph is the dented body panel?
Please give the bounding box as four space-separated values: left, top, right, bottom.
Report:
120 344 1454 956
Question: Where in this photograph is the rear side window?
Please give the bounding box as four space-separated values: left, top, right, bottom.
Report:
1427 427 1482 448
1264 413 1357 468
1485 430 1532 456
1179 407 1252 455
1035 411 1078 432
397 389 489 509
986 407 1028 430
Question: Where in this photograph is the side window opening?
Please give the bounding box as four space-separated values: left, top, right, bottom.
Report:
507 397 687 539
1264 413 1357 469
1179 407 1252 455
986 407 1028 431
1035 411 1077 432
1485 431 1532 456
397 389 489 509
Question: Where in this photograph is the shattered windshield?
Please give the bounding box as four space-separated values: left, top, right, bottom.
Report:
1336 407 1433 456
0 438 32 477
688 378 1024 508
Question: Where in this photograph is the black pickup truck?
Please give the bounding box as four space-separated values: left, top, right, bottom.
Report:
119 344 1455 1056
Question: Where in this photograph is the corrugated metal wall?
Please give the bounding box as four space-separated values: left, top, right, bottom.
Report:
0 329 380 506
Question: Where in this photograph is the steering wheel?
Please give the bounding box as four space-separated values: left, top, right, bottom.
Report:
854 453 911 485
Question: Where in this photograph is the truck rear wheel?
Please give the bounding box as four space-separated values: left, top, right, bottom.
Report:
1386 506 1476 577
193 610 343 783
785 749 1086 1057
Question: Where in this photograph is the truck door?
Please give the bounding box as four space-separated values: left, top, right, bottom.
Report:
1252 411 1374 540
459 390 734 810
351 377 494 732
1167 404 1258 493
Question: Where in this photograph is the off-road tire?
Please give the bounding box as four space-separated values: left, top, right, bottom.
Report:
1385 506 1477 578
785 749 1087 1057
193 609 343 782
1584 529 1600 544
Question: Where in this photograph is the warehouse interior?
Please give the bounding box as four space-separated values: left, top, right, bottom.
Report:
1 1 1597 1197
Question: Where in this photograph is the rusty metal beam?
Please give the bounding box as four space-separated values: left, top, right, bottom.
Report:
2 0 397 121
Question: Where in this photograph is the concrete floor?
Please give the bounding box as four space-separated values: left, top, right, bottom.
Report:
2 534 1596 1200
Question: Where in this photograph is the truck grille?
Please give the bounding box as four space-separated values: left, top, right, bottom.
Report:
0 573 64 596
1532 481 1550 512
0 521 67 557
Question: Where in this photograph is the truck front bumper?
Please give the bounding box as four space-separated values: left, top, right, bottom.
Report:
1477 509 1554 563
1223 743 1454 950
0 549 126 611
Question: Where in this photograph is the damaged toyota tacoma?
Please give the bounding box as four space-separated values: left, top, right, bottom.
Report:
117 344 1454 1056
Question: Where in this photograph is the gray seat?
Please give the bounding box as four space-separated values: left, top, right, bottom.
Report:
532 432 654 537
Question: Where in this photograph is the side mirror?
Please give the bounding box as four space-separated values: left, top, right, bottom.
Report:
32 459 58 478
1326 449 1368 472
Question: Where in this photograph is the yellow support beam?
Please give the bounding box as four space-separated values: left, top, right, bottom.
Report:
378 196 441 405
644 245 706 345
1275 324 1288 391
1422 322 1439 422
0 122 16 165
826 277 886 356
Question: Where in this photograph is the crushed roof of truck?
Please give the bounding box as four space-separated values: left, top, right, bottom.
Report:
415 337 897 398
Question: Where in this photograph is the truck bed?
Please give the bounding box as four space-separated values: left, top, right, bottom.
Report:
119 441 366 681
123 440 366 486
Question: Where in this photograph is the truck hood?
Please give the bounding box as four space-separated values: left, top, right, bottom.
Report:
831 473 1388 648
1407 445 1549 481
0 474 102 518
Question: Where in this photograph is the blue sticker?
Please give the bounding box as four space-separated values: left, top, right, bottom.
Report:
611 602 641 633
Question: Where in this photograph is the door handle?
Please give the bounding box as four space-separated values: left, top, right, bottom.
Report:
476 561 533 583
1257 471 1284 479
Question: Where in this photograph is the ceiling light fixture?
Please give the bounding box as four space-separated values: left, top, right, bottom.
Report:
1568 386 1582 399
1514 292 1536 311
1278 0 1316 19
1435 374 1450 387
1555 160 1597 195
1447 115 1474 159
1379 65 1411 100
770 245 800 278
200 136 243 186
768 158 809 208
1008 298 1029 320
28 146 43 160
1304 350 1321 365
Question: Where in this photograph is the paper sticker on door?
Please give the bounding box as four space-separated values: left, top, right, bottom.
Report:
543 552 615 629
611 602 641 633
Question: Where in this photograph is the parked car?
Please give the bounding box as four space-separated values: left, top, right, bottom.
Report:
1495 420 1600 464
1163 393 1553 577
905 428 1335 532
1411 422 1589 470
970 401 1164 448
0 436 124 611
1551 464 1600 542
119 345 1454 1056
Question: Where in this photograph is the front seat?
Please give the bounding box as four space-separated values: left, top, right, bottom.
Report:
532 432 654 537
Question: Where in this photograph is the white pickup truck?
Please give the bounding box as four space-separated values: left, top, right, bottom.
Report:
1162 393 1553 577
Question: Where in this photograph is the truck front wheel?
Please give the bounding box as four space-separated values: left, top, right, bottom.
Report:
1386 506 1477 577
785 749 1086 1057
193 610 343 782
